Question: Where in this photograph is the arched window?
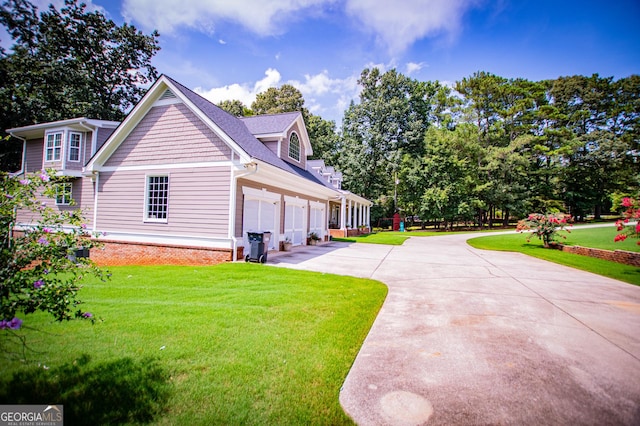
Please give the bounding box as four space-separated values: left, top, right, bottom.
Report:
288 132 300 162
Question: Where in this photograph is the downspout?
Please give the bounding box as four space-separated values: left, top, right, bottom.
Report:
77 121 96 160
92 171 99 234
229 161 258 261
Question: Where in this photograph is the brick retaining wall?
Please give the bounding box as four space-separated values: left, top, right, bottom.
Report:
559 245 640 267
90 240 240 267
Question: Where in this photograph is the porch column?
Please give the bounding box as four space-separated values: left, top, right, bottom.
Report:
340 197 347 230
367 205 371 228
348 199 352 228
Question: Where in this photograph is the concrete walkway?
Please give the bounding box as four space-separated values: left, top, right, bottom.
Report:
269 234 640 425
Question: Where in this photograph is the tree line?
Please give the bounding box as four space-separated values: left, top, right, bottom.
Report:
225 69 639 228
1 1 638 228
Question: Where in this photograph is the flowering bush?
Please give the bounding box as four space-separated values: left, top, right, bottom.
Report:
516 212 572 247
1 169 107 351
614 197 640 244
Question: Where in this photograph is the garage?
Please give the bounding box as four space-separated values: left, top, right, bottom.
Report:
242 187 280 250
284 195 307 245
309 201 326 241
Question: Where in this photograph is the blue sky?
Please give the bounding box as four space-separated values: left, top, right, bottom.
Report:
31 0 640 122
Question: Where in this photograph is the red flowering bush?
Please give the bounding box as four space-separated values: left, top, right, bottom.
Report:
614 197 640 244
517 213 572 248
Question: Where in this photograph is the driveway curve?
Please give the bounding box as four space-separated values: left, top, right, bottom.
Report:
269 233 640 425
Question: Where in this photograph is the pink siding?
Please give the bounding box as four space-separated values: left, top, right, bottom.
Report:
96 167 231 238
104 103 232 167
281 123 306 169
25 139 44 172
15 178 87 226
95 127 114 154
64 132 86 172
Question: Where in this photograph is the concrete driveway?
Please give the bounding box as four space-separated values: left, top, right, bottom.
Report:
268 233 640 425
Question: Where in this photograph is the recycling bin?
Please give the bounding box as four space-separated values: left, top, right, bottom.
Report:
245 231 271 263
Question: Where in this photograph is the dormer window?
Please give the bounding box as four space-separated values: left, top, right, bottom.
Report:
288 132 300 162
45 132 63 162
68 132 82 162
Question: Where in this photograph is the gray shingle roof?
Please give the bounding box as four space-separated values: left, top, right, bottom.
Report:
165 76 335 191
240 112 300 135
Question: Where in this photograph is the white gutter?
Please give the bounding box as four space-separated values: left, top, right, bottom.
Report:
229 162 258 261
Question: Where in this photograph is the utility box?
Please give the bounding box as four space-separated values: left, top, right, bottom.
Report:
245 232 271 263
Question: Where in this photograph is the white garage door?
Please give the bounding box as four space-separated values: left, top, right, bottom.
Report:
242 187 279 250
309 201 325 240
284 196 307 245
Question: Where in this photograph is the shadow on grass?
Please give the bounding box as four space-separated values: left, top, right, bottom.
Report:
0 355 172 425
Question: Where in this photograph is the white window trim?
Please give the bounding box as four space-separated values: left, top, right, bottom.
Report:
55 182 73 205
67 132 82 162
45 131 63 162
288 132 300 162
144 174 170 223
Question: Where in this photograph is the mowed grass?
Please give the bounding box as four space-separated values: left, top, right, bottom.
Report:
332 230 460 245
563 225 640 252
467 229 640 286
1 263 388 425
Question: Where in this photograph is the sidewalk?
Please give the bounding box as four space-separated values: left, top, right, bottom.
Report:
269 234 640 425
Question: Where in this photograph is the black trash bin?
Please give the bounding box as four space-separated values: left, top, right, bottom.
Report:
245 231 271 263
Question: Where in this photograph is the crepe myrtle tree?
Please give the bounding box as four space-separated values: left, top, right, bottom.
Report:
614 197 640 244
516 212 572 248
1 168 107 345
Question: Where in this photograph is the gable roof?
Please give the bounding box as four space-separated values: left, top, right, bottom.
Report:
165 77 320 179
240 112 300 135
86 75 333 192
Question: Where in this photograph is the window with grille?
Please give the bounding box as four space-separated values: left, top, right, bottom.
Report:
45 132 62 162
55 182 73 205
145 175 169 222
288 132 300 162
68 132 81 162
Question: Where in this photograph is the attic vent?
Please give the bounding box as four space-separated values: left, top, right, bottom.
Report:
159 89 176 100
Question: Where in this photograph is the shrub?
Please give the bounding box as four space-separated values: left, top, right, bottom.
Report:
1 169 108 355
614 197 640 244
516 213 572 247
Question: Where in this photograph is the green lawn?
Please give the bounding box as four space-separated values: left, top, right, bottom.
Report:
563 225 640 252
467 230 640 286
0 264 387 425
332 230 471 245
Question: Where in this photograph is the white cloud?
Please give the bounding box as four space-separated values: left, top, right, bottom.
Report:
344 0 479 53
406 61 427 75
194 68 361 122
122 0 330 36
194 68 282 107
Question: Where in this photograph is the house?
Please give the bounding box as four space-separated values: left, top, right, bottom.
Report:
7 75 371 265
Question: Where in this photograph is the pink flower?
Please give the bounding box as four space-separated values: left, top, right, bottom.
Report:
37 237 49 246
39 173 50 182
34 279 44 289
621 197 633 207
19 179 30 185
614 234 628 242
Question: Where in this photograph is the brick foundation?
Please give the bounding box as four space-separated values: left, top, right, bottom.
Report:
559 245 640 267
329 228 371 238
90 240 240 267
